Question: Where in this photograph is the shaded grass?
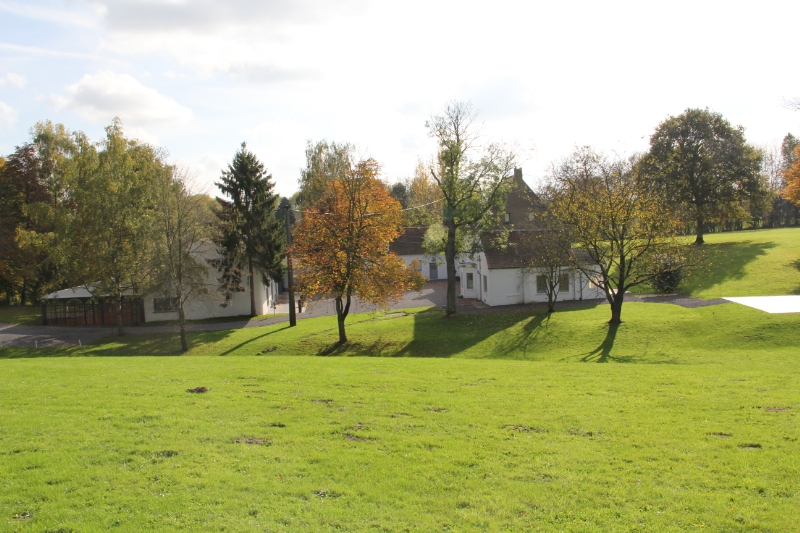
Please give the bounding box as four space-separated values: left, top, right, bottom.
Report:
0 305 41 326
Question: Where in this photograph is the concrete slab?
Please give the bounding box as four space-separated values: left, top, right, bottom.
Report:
723 296 800 314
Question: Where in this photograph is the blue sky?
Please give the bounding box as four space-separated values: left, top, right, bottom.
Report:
1 0 798 197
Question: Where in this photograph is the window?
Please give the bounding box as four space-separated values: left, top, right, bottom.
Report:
536 275 547 293
466 273 474 290
559 273 570 292
153 297 179 313
483 275 488 292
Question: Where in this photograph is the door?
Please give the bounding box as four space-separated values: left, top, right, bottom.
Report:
429 262 438 280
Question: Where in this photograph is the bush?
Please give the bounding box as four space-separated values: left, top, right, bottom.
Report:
650 254 684 294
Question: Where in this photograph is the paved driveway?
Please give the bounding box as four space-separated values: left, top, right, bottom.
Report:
0 323 111 348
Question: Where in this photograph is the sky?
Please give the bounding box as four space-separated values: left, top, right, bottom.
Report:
1 0 799 198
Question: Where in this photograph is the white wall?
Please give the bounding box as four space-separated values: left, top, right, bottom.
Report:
143 244 282 322
474 253 604 307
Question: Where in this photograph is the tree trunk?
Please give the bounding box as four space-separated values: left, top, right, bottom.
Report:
695 213 705 245
285 206 297 327
609 294 624 324
445 220 457 316
334 296 347 345
178 301 189 352
20 280 27 306
116 285 124 336
248 257 256 317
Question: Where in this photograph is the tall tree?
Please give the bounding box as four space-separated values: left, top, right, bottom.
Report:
426 101 517 316
65 119 168 335
0 144 54 305
646 108 763 244
297 140 354 209
292 159 425 345
152 168 216 352
214 143 284 317
402 159 444 226
550 148 682 324
783 145 800 206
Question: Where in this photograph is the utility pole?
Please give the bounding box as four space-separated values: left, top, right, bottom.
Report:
284 205 297 327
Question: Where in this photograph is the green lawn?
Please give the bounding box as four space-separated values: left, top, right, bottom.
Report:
1 228 799 532
1 302 799 532
679 227 800 298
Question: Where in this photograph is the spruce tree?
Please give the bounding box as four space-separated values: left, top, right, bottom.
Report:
214 143 284 316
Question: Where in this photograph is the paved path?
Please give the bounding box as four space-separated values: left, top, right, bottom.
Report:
0 282 738 348
723 295 800 314
0 323 111 348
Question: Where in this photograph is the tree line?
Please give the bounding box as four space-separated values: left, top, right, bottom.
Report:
2 104 799 344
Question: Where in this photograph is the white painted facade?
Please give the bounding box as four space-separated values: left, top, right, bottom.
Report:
143 270 280 323
458 252 604 306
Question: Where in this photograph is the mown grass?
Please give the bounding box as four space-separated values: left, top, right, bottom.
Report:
1 301 799 531
679 227 800 298
1 228 799 531
1 349 798 532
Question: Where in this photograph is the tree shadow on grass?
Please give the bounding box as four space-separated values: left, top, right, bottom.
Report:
581 323 620 363
578 322 681 364
217 325 291 356
680 240 776 295
791 259 800 295
0 329 240 358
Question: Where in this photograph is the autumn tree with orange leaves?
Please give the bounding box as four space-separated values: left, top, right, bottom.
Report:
783 145 800 206
292 158 425 345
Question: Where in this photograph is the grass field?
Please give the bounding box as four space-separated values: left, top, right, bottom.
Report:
679 227 800 298
1 228 799 531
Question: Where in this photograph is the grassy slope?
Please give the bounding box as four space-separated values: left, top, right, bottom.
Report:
679 227 800 298
1 303 799 531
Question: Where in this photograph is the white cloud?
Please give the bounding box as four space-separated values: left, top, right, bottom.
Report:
54 71 193 126
4 73 27 88
0 0 98 27
0 100 17 127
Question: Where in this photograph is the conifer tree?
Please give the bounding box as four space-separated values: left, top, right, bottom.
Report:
214 143 284 316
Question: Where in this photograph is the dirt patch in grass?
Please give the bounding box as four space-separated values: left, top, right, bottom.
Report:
709 432 733 438
233 437 270 445
343 433 368 442
569 428 601 437
153 450 179 458
738 443 762 449
391 413 410 418
260 346 278 354
312 399 334 404
314 489 341 498
13 510 31 521
426 407 448 413
504 425 547 433
187 386 209 393
764 406 792 412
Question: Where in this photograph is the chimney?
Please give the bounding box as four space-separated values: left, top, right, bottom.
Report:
514 168 522 181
